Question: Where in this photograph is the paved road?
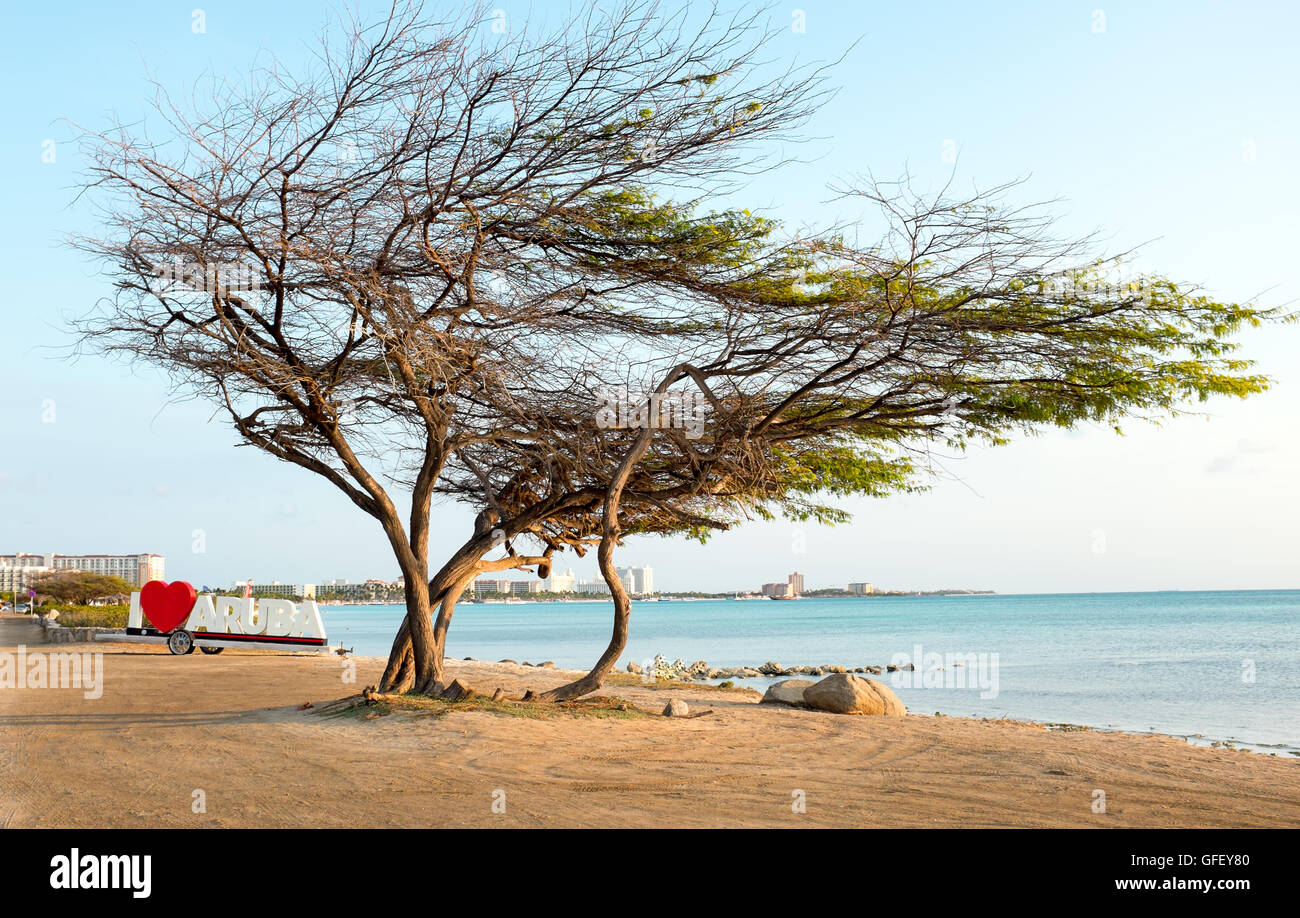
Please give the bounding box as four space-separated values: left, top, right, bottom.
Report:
0 614 44 647
0 615 44 827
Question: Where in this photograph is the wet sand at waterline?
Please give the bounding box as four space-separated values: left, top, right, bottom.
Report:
1 636 1297 828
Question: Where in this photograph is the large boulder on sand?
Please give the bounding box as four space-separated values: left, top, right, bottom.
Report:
803 674 906 716
761 679 815 706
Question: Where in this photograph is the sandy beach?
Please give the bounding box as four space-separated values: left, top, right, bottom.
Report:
2 626 1297 829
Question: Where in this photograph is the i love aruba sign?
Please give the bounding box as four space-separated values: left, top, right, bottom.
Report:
110 580 329 654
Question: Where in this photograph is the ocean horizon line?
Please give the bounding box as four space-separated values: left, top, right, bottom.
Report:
320 585 1300 606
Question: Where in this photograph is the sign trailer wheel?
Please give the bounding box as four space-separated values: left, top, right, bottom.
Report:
199 646 224 655
167 629 194 655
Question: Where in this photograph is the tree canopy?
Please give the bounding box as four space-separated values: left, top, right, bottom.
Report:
30 571 134 607
73 0 1283 699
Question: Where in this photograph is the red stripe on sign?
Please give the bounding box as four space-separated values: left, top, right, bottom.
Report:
196 631 327 644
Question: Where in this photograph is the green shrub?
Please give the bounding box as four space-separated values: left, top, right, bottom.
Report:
47 604 130 628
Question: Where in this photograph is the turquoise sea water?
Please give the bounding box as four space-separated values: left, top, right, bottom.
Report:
319 590 1300 754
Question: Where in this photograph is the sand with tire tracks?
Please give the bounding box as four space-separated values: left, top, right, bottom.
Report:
1 628 1296 828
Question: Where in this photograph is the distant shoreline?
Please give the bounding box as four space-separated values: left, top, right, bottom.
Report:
315 586 1300 607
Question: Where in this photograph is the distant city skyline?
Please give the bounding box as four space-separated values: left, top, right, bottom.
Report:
8 548 1294 598
0 552 980 597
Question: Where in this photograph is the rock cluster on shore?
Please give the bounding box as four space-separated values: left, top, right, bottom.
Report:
623 657 898 680
615 655 908 717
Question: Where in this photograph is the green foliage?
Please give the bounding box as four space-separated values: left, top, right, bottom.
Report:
713 251 1280 532
568 187 777 278
46 604 130 628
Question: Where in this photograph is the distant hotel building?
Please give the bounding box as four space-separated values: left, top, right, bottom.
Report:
761 572 804 598
573 565 655 596
471 578 543 596
468 565 654 597
620 565 654 595
847 582 875 595
233 580 316 599
317 579 397 600
545 568 577 593
470 578 506 596
0 552 164 593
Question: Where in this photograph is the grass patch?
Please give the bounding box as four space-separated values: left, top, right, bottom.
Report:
321 691 654 722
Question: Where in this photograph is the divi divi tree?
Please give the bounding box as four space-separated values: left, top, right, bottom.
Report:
74 1 1279 700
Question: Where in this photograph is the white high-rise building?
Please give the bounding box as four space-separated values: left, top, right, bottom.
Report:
0 558 49 597
2 552 164 588
616 565 654 595
546 567 577 593
0 554 50 597
572 566 653 595
0 553 50 573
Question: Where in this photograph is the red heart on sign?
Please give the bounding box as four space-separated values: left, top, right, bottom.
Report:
140 580 197 632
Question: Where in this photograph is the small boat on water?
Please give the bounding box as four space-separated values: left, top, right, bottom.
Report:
769 594 800 600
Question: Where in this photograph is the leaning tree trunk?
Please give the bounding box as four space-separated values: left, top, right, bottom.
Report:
420 566 483 693
536 526 629 702
378 564 472 693
402 576 438 692
536 389 663 703
381 617 416 692
378 536 493 693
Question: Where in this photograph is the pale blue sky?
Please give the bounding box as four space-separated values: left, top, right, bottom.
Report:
2 1 1297 593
